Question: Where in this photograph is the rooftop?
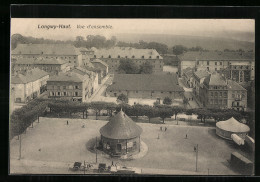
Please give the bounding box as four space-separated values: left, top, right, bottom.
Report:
227 80 246 91
93 47 163 60
107 74 184 92
11 68 49 84
15 57 68 65
92 59 109 67
48 72 86 82
12 44 80 56
203 72 227 86
100 110 142 139
182 67 193 79
179 51 254 61
194 70 210 79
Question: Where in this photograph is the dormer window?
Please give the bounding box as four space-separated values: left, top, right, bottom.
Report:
142 56 144 59
157 56 159 59
94 55 96 58
125 56 128 58
101 55 103 58
132 55 135 58
108 55 111 58
149 56 152 59
118 55 120 58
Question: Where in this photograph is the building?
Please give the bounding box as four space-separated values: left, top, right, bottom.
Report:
91 59 109 83
70 67 99 98
99 110 142 156
106 74 184 100
90 47 163 73
178 51 255 83
193 70 210 98
182 67 194 88
46 72 90 102
11 68 49 103
200 72 228 109
216 117 250 140
12 44 83 68
200 72 247 110
13 57 70 75
227 80 247 111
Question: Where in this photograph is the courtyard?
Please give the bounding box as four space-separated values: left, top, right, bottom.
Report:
10 117 248 175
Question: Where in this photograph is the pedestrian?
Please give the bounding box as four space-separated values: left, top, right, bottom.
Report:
185 134 187 139
82 124 85 128
112 161 114 166
67 120 69 125
194 146 196 152
160 126 162 131
192 97 193 101
165 127 167 131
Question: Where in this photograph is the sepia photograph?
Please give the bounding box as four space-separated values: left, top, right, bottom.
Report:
9 18 255 175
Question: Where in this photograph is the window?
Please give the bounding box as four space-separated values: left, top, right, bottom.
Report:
219 92 222 97
211 92 213 97
215 68 217 71
157 56 159 59
63 92 66 96
57 92 60 96
118 55 120 58
75 92 78 96
108 55 111 58
75 85 78 89
223 92 227 97
210 99 213 104
232 94 235 98
57 86 60 90
132 55 135 58
215 62 217 65
215 92 218 97
215 99 218 104
142 56 144 59
125 56 128 58
63 86 66 89
207 67 209 71
220 62 222 65
149 56 152 59
94 55 96 58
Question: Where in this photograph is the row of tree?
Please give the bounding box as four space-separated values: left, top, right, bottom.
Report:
10 98 255 139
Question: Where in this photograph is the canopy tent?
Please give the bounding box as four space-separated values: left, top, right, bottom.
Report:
216 117 250 140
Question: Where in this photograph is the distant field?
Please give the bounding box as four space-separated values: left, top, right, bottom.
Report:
10 117 253 175
116 33 254 51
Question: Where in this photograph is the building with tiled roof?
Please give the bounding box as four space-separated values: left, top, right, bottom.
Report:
100 110 142 156
106 73 184 100
12 44 83 68
10 68 49 103
46 72 90 102
199 72 247 111
178 51 255 82
192 70 210 97
182 67 194 88
90 47 164 73
70 67 99 98
13 57 70 75
91 59 109 83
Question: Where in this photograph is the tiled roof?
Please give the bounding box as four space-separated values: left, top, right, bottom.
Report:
183 67 193 79
203 72 227 86
11 68 49 84
93 47 163 59
92 59 109 67
194 70 210 79
71 67 94 76
12 44 80 56
179 51 254 61
107 74 184 92
15 57 67 65
100 110 142 139
48 72 86 82
227 80 246 91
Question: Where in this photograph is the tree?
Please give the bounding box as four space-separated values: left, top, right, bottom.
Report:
157 107 173 124
130 104 145 118
143 105 158 123
139 62 153 74
90 102 105 120
117 93 129 104
172 45 188 55
172 106 184 120
163 97 172 105
117 59 139 74
183 97 189 109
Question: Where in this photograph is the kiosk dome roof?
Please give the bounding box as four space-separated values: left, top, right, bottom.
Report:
100 110 142 140
216 117 250 133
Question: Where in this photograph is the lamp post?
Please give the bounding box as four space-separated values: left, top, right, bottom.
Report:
195 144 198 172
96 137 98 163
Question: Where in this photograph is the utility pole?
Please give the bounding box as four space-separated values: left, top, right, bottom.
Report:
19 134 21 160
96 137 98 163
84 160 86 175
196 144 198 172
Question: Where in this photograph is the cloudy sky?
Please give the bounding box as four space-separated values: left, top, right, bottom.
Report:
11 18 255 41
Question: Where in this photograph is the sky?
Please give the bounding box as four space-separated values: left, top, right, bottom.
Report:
11 18 255 41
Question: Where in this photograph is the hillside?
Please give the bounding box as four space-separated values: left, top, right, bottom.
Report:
115 33 254 51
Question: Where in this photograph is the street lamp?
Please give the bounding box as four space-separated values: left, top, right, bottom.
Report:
194 144 199 172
